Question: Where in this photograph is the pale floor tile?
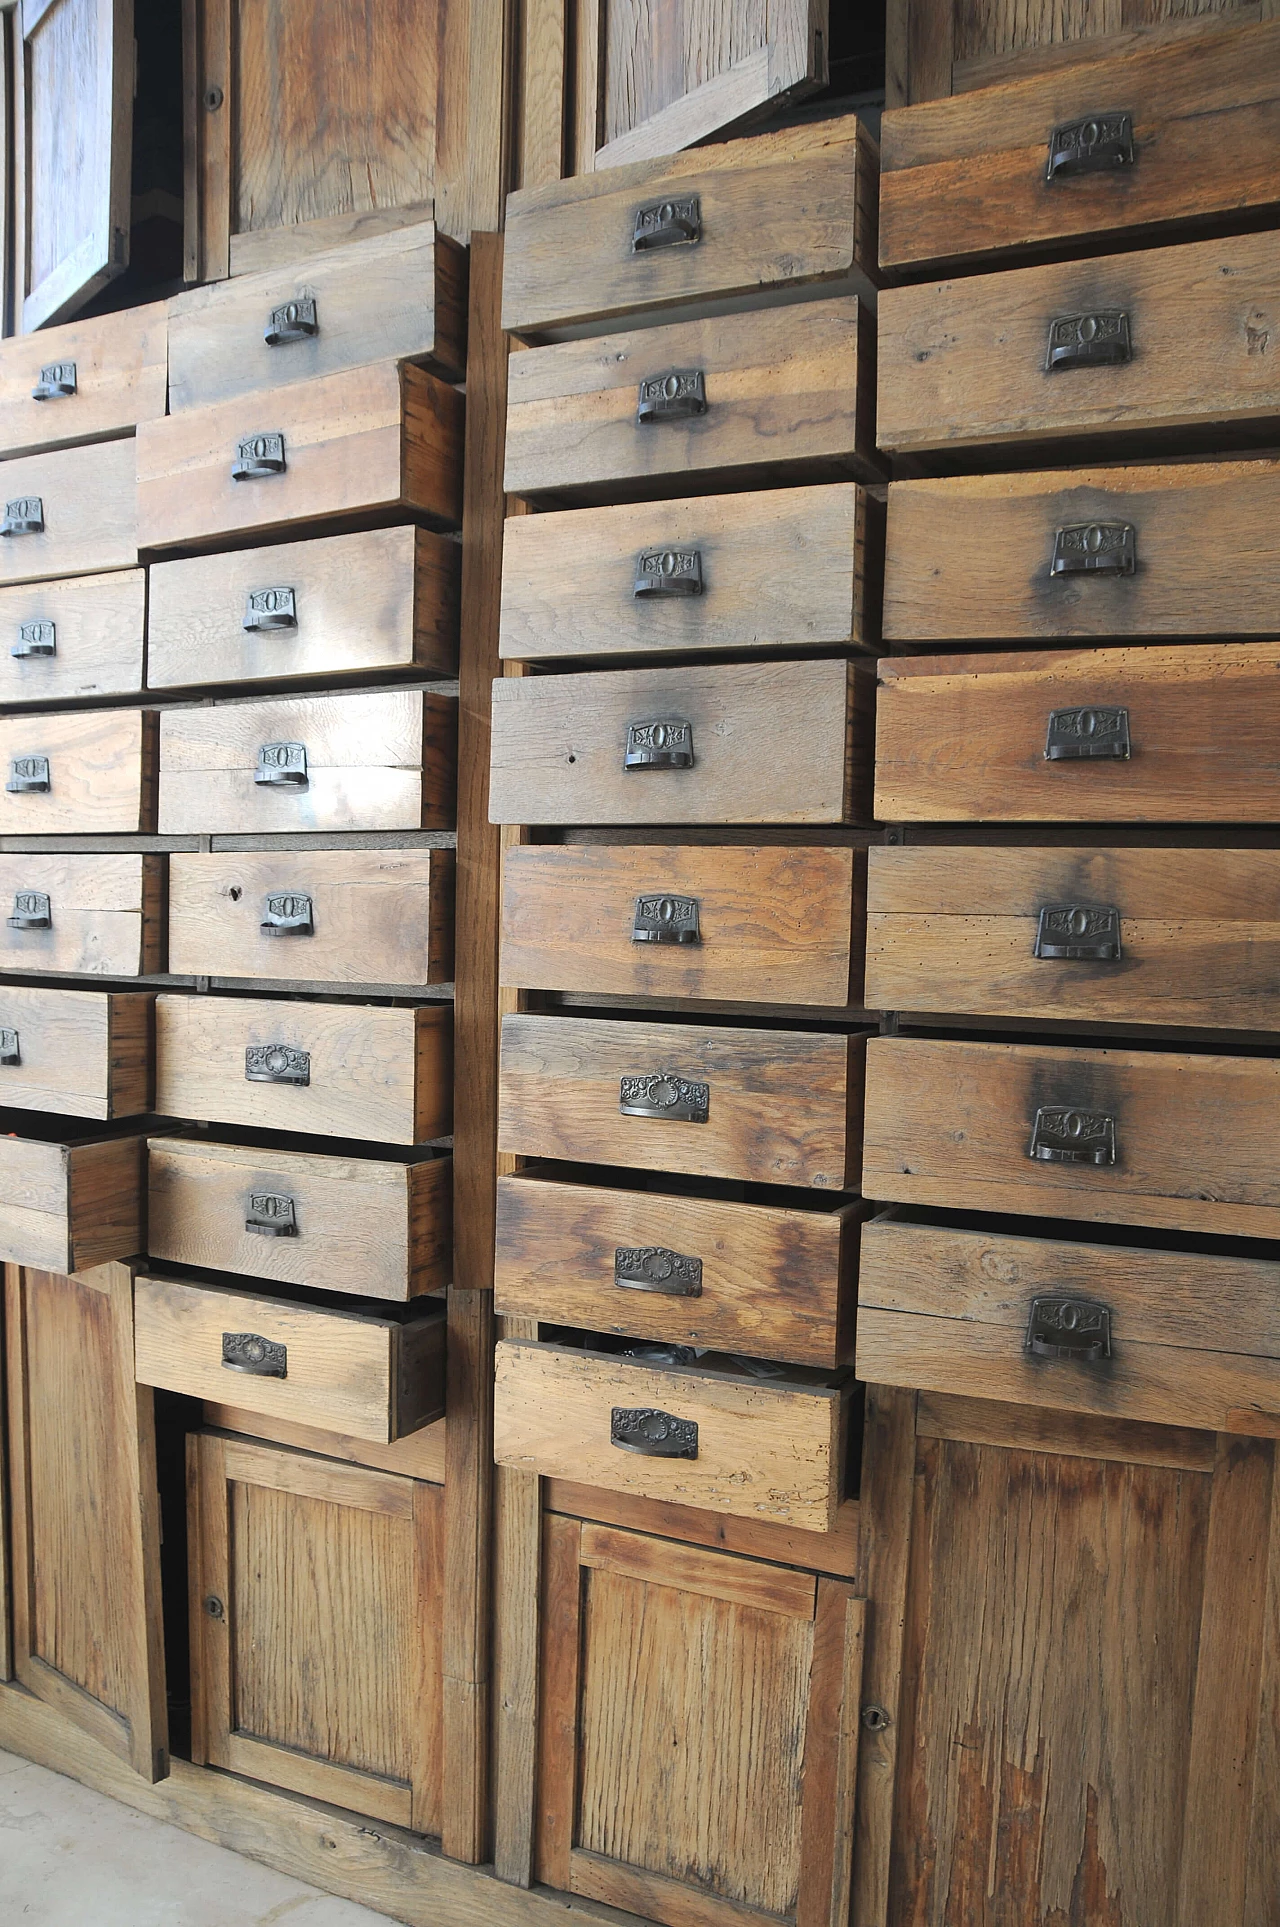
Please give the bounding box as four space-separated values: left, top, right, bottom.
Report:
0 1748 406 1927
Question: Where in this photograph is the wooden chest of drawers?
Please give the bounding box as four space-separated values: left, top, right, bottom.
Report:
157 689 456 835
0 571 146 706
0 439 136 586
0 302 167 460
0 854 164 978
0 1120 144 1272
0 987 151 1120
0 708 156 834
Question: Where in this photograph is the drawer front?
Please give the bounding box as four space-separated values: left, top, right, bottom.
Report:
134 1276 446 1443
879 231 1280 459
879 17 1280 272
493 1339 849 1530
499 1013 863 1189
154 995 452 1144
0 988 151 1120
0 1129 144 1272
147 527 458 690
501 844 864 1008
157 689 456 834
0 571 146 705
859 1216 1280 1436
504 297 878 501
875 643 1280 823
0 439 136 586
502 118 876 336
489 659 869 827
863 1034 1280 1238
167 223 467 412
147 1137 450 1301
495 1174 859 1367
0 708 156 834
885 459 1280 643
0 854 164 979
0 302 167 460
499 483 877 661
167 850 454 986
135 363 464 552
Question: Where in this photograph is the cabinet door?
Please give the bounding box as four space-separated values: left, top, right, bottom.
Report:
15 0 133 331
3 1261 167 1779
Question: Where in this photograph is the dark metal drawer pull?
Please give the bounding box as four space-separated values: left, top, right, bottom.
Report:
624 717 694 771
634 547 702 598
12 619 55 659
632 195 701 251
1 496 44 536
6 755 49 793
264 296 318 346
615 1245 703 1296
1051 522 1135 576
31 360 76 401
632 892 700 945
637 369 707 424
7 890 49 929
231 432 286 481
255 740 308 787
261 891 313 937
1026 1294 1112 1361
1034 904 1122 961
245 1043 310 1085
611 1406 699 1458
1029 1105 1116 1166
1046 113 1134 181
222 1331 288 1377
245 1192 298 1237
620 1071 709 1124
1046 311 1131 371
0 1027 20 1065
243 586 297 632
1044 705 1130 761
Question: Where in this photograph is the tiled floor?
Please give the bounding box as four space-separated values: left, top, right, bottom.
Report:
0 1748 403 1926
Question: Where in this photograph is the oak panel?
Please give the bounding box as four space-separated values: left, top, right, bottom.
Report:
0 570 145 706
0 707 155 834
0 302 166 460
0 987 151 1120
0 853 164 979
0 438 136 586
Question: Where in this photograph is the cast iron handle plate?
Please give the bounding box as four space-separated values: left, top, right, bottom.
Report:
619 1071 710 1124
6 755 49 793
637 369 707 423
634 547 703 597
7 890 49 929
1051 522 1135 576
222 1331 288 1376
1034 904 1122 961
632 892 701 945
255 740 308 787
261 891 313 937
243 586 297 632
1044 705 1130 760
632 195 701 250
624 717 694 770
1046 310 1131 371
0 1027 20 1064
245 1192 298 1237
1026 1294 1112 1360
1029 1105 1116 1166
244 1044 310 1085
264 296 318 345
611 1406 699 1457
1 496 43 536
31 360 76 401
232 432 286 480
614 1245 703 1296
12 619 55 659
1046 113 1134 181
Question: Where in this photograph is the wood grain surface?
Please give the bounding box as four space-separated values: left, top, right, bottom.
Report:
0 852 164 978
0 707 155 835
0 986 151 1120
0 1128 142 1273
0 437 136 586
202 1404 447 1483
0 301 166 459
0 569 145 706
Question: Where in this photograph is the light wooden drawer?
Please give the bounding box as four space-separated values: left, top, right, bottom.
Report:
135 1276 445 1443
135 362 464 553
499 1013 865 1189
863 1034 1280 1239
0 854 165 979
154 995 451 1145
0 708 156 834
858 1213 1280 1436
0 570 146 705
494 1339 851 1531
0 439 136 586
501 845 865 1009
0 302 167 460
489 659 871 826
504 298 878 502
499 483 879 661
0 1120 144 1271
875 643 1280 824
495 1171 862 1368
885 459 1280 643
167 850 454 987
0 988 151 1120
147 1137 449 1302
879 17 1280 274
502 116 877 338
146 527 458 691
167 223 466 412
157 689 456 835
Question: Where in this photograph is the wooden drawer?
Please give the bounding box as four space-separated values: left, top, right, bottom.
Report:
135 362 464 553
879 230 1280 461
0 854 164 979
858 1213 1280 1435
0 439 136 586
0 987 151 1120
157 689 456 835
499 483 879 661
502 116 877 337
495 1171 862 1367
863 1034 1280 1238
879 16 1280 274
0 1120 144 1272
146 527 458 691
167 223 466 412
504 298 878 503
495 1339 849 1529
875 643 1280 823
501 845 865 1008
147 1137 449 1302
0 303 167 461
0 570 146 706
0 708 156 834
499 1013 865 1189
167 850 454 987
867 845 1280 1030
489 659 871 826
154 995 451 1145
135 1277 445 1444
885 459 1280 643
